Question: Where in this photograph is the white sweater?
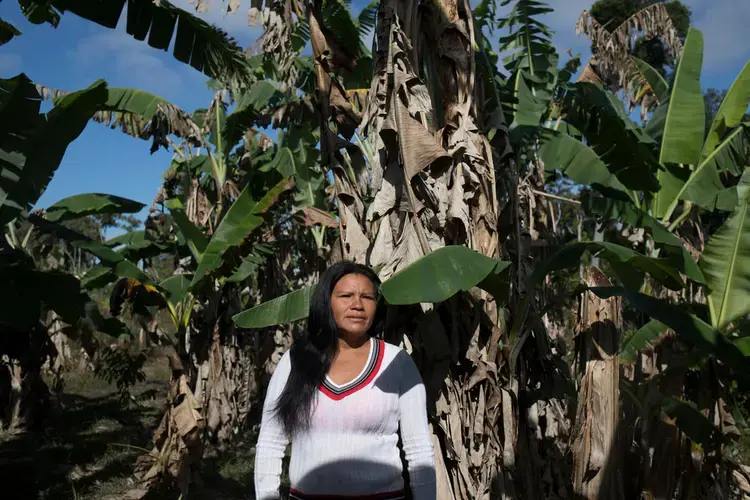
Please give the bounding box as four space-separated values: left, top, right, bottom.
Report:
254 338 436 499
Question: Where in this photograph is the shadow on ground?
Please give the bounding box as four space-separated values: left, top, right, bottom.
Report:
0 367 167 500
0 354 280 500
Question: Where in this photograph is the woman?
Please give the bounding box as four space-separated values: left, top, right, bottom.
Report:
254 261 436 500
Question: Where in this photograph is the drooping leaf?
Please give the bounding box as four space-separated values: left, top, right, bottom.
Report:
659 27 705 166
18 0 60 26
497 0 555 80
321 0 362 58
563 82 660 192
223 81 282 150
0 77 107 226
268 139 324 210
703 60 750 158
662 397 723 446
99 87 169 120
0 74 41 219
380 246 511 305
233 285 316 328
631 56 668 102
226 242 274 283
0 18 21 45
674 126 748 212
160 275 191 304
582 195 705 283
165 198 208 261
103 229 170 262
45 193 145 222
81 264 117 289
621 319 668 361
49 0 252 88
538 130 625 191
700 170 750 330
28 214 152 284
356 1 378 41
590 287 749 378
535 242 685 291
191 176 293 286
0 265 86 330
512 70 549 128
576 3 681 115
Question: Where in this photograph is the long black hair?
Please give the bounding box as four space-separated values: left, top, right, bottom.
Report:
274 261 384 435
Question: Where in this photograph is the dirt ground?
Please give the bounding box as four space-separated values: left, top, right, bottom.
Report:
0 354 260 500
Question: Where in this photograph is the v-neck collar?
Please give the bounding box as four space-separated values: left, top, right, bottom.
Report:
320 338 384 401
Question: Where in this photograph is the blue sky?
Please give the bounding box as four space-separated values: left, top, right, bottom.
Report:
1 0 748 230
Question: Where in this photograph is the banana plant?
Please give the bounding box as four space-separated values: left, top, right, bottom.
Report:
17 0 253 89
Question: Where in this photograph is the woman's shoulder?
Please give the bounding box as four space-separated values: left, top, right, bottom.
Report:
271 347 293 376
379 339 415 368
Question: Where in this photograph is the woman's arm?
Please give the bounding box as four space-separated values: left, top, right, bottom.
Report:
398 351 437 500
254 350 292 500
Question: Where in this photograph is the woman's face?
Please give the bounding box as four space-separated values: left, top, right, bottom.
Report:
330 273 377 339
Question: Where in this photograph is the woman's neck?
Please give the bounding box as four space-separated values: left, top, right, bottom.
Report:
337 334 370 351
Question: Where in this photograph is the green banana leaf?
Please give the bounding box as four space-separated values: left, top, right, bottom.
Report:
0 76 107 226
0 18 21 45
45 193 144 222
28 214 152 285
98 87 169 121
233 246 511 328
590 287 748 378
620 319 668 362
703 60 750 158
102 229 170 263
18 0 59 26
534 241 685 291
233 285 316 329
380 246 511 305
160 275 191 304
226 242 275 284
537 130 625 191
582 196 705 283
81 265 117 289
224 82 282 151
677 126 748 211
48 0 251 88
631 56 669 102
563 82 660 192
268 144 324 210
512 70 550 128
700 170 750 330
165 198 209 262
662 397 723 446
659 27 705 166
191 176 293 286
654 28 705 217
0 263 86 330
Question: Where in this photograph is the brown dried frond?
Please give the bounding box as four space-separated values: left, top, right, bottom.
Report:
576 4 682 114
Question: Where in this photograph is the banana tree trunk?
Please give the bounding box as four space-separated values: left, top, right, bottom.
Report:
307 1 516 498
572 267 623 499
0 325 51 433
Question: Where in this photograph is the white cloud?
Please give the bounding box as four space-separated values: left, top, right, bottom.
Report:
0 53 21 75
68 29 204 101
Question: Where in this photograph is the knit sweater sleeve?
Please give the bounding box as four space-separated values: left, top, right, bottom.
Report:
398 351 436 500
254 350 292 500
